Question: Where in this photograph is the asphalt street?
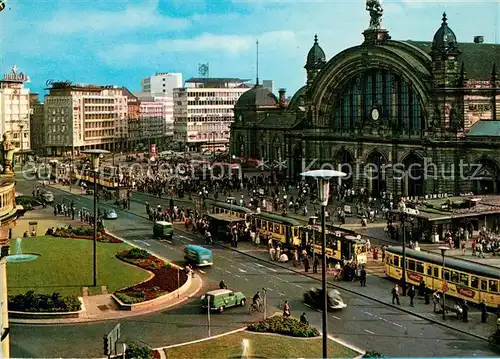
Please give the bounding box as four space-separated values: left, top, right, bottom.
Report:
9 178 500 358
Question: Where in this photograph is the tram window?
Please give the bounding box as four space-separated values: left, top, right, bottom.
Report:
481 280 488 291
433 267 439 278
451 271 459 283
489 280 498 293
393 256 399 267
426 265 432 276
460 273 469 286
293 228 298 237
408 260 416 271
471 276 479 289
443 270 450 281
416 262 424 273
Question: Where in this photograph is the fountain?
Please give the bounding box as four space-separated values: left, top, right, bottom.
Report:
241 339 250 359
6 238 39 263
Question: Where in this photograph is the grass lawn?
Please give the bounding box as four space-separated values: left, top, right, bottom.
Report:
7 236 150 296
163 331 359 359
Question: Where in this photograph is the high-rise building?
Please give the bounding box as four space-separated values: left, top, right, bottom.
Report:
173 77 251 153
133 92 167 149
0 68 31 154
141 73 182 96
29 93 44 154
121 88 140 150
43 82 127 155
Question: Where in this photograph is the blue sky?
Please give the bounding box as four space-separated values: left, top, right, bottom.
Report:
0 0 498 98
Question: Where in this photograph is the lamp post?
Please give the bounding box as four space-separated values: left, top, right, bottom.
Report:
19 124 24 169
398 205 415 297
439 246 449 320
300 169 346 359
82 149 110 287
309 216 318 266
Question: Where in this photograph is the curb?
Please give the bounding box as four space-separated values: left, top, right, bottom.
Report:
156 326 248 350
174 225 492 344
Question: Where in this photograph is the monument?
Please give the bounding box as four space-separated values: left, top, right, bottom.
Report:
1 133 18 175
363 0 391 44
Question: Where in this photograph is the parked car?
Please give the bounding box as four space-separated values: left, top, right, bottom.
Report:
201 289 246 313
303 287 347 310
103 209 117 219
39 191 54 203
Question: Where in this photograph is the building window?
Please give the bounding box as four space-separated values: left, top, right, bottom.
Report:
332 69 423 134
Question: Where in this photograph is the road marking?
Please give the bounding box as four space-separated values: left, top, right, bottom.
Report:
378 316 389 322
281 279 289 283
362 311 374 317
139 240 150 247
255 263 264 267
178 235 193 242
224 270 231 274
235 274 241 278
364 329 375 335
278 292 285 296
264 266 277 272
165 240 172 244
304 303 311 308
391 322 403 328
167 246 174 250
215 266 221 270
244 278 249 281
238 268 247 273
292 283 304 289
198 269 205 274
332 315 341 320
265 288 273 292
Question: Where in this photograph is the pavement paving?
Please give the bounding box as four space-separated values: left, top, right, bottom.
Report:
8 176 500 358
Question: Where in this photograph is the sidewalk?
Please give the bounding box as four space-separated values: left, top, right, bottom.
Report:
203 235 498 341
10 270 203 324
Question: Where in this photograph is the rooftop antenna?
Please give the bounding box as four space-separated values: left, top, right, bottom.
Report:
256 39 259 86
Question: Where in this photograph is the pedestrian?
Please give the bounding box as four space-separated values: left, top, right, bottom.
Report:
283 300 291 317
300 312 309 325
408 285 415 307
313 256 319 274
392 284 400 305
304 256 310 273
360 266 367 286
481 300 488 323
462 300 468 323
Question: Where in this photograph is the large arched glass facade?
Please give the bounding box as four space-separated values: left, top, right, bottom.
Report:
332 69 424 134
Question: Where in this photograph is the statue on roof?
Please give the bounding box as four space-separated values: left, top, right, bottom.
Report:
1 133 17 175
366 0 383 29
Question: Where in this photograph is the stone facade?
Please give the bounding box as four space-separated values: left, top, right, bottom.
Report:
230 12 500 198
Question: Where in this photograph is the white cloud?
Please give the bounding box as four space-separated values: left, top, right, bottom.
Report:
97 30 297 66
42 0 190 35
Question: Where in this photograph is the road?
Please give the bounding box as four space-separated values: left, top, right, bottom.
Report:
9 178 500 358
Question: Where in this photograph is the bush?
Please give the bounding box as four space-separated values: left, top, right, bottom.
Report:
116 292 146 304
123 248 150 260
125 343 154 359
8 291 81 312
247 316 319 337
162 263 171 270
53 226 94 238
363 351 385 358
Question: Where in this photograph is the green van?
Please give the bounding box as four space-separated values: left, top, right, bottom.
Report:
201 289 246 313
153 221 174 239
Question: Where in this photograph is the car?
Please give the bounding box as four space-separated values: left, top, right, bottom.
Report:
39 191 54 203
201 289 246 313
303 287 347 310
85 188 94 195
103 209 117 219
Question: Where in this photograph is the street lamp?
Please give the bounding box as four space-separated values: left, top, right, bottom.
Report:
398 204 414 297
309 216 318 267
19 123 24 169
439 246 449 320
300 169 346 359
82 149 110 287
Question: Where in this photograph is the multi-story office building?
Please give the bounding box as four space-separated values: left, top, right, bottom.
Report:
43 82 127 155
173 78 251 152
0 69 31 155
122 88 140 149
141 72 182 96
134 93 167 148
29 93 44 155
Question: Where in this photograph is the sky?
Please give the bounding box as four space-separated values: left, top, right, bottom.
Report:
0 0 499 98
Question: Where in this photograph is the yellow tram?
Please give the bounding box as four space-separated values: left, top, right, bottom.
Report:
211 202 253 221
385 246 500 306
253 212 302 247
300 226 368 264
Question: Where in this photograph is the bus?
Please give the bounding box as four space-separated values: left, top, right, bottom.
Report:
385 246 500 306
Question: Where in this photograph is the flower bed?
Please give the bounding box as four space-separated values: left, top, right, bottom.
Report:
51 227 121 243
247 316 320 337
115 249 188 303
8 290 81 312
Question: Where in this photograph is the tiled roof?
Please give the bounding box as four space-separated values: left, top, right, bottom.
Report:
404 40 500 80
467 120 500 137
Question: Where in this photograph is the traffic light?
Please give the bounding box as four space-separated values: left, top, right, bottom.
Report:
103 335 110 356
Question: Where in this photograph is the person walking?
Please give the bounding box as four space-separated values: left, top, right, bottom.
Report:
392 284 400 305
283 300 291 317
313 256 319 274
360 266 367 287
408 285 416 307
481 300 488 323
462 300 469 323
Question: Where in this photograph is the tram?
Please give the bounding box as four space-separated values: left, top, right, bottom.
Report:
300 226 369 264
253 212 302 247
385 246 500 306
211 202 253 221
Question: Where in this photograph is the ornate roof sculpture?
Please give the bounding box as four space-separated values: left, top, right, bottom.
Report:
431 12 460 57
305 35 326 70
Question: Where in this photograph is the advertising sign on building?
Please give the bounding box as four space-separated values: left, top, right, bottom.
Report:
151 144 156 157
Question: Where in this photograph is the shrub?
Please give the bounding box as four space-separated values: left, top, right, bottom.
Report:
125 343 154 359
124 248 150 260
363 351 385 358
247 316 319 337
8 291 81 312
16 196 42 210
162 263 171 270
115 292 146 304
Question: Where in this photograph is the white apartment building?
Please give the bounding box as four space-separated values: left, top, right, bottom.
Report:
0 71 31 153
133 93 166 147
173 78 251 152
44 82 127 155
141 73 182 96
135 92 174 139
